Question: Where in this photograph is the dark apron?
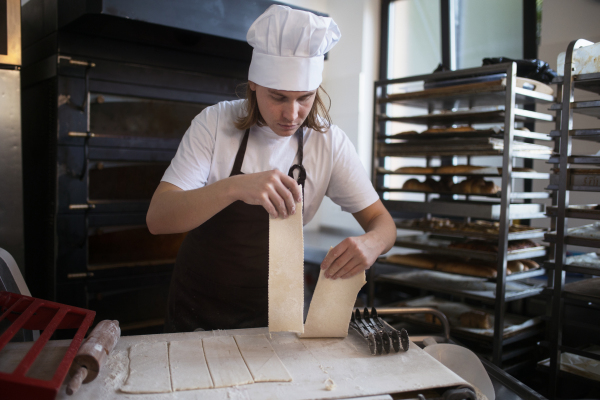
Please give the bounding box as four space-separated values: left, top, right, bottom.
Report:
165 127 306 333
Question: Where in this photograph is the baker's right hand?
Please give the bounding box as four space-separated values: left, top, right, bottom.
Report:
231 170 302 218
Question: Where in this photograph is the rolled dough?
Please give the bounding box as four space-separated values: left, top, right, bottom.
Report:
300 269 366 338
120 342 172 394
202 336 254 388
233 334 292 382
268 199 304 333
169 340 214 391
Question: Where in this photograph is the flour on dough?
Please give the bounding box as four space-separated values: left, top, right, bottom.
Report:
203 336 254 388
268 198 304 333
300 268 366 338
169 340 214 391
121 342 172 394
234 334 292 382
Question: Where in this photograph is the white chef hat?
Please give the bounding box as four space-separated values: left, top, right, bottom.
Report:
247 5 341 91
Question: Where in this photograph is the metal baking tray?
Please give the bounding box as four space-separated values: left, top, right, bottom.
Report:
380 129 551 142
393 296 544 342
376 167 551 180
392 234 546 261
546 204 600 220
377 256 545 282
394 219 546 241
383 199 546 220
545 252 600 275
545 223 600 249
379 188 550 200
378 108 554 125
549 129 600 143
375 270 544 303
554 72 600 95
548 155 600 165
548 169 600 192
551 100 600 118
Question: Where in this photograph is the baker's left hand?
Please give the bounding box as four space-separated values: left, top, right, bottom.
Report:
320 235 380 279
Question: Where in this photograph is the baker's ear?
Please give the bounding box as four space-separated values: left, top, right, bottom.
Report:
248 81 257 91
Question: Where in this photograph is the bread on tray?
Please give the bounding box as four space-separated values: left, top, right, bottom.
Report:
459 310 492 329
394 166 436 174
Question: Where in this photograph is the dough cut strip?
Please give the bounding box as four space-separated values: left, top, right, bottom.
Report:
121 342 172 394
268 199 304 333
300 266 366 338
169 340 214 391
203 336 254 388
234 334 292 382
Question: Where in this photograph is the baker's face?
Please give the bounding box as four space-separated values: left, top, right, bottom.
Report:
249 81 316 137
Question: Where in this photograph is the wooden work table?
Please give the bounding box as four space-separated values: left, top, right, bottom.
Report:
1 327 470 399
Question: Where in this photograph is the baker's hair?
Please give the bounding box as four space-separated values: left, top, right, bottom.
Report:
234 83 332 133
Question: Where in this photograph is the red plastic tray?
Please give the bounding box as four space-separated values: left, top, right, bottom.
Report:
0 292 95 400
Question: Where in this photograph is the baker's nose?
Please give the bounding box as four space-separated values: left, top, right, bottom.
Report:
282 101 299 122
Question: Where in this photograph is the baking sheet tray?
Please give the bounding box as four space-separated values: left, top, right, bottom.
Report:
545 223 600 248
546 204 600 220
376 270 544 303
394 296 543 341
376 167 550 180
392 234 547 262
378 108 554 125
379 187 550 200
383 200 545 220
538 346 600 382
395 219 546 241
549 170 600 192
380 129 551 142
549 129 600 143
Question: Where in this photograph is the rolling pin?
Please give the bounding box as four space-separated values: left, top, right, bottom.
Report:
66 320 121 395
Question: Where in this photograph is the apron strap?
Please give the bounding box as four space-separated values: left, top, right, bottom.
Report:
231 129 251 176
288 127 306 210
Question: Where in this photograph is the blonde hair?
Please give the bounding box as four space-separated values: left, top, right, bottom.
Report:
235 83 332 133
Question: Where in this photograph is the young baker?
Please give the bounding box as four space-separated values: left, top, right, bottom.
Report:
147 5 396 333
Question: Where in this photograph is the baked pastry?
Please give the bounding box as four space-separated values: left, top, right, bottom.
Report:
436 261 497 278
498 167 537 174
459 310 492 329
521 259 539 270
395 166 435 174
507 261 525 273
448 239 538 253
425 313 442 325
423 126 476 134
451 178 500 195
435 165 490 175
385 254 436 269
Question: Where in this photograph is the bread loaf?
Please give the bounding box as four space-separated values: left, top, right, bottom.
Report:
521 259 539 270
423 126 476 134
507 261 525 273
386 254 436 269
395 166 435 174
436 165 489 174
459 310 491 329
436 261 497 278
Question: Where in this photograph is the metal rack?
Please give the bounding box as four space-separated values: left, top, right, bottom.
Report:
371 63 555 367
544 39 600 399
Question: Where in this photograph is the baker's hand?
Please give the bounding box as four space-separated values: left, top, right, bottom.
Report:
320 235 380 279
231 169 302 218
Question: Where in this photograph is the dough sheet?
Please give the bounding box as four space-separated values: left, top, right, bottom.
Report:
300 268 366 338
169 340 214 391
120 342 172 394
234 334 292 382
202 336 254 388
268 199 304 333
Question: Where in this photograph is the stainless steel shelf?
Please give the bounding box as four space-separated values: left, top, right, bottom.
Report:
546 205 600 220
554 72 600 95
548 155 600 165
379 129 551 141
379 187 550 199
394 220 547 241
383 199 545 220
378 108 554 125
544 261 600 276
393 234 547 262
376 270 544 304
376 170 551 179
544 232 600 249
550 100 600 118
549 129 600 143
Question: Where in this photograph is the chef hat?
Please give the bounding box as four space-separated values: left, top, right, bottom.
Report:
247 5 341 91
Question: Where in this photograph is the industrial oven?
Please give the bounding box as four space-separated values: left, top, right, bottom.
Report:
20 0 319 335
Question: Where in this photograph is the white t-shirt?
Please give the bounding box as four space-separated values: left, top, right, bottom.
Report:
161 100 379 225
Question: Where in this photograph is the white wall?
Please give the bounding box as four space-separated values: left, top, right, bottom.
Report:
533 0 600 230
283 0 381 232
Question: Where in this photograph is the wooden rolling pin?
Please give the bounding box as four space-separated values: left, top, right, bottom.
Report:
66 320 121 395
